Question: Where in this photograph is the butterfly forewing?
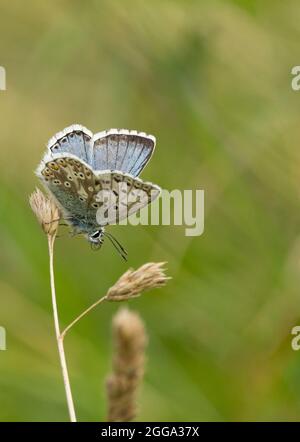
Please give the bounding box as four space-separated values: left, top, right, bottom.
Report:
47 124 93 165
38 156 95 222
37 156 161 228
92 129 155 176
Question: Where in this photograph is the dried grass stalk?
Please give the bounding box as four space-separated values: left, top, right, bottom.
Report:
29 188 76 422
106 262 170 301
29 188 60 237
29 188 169 423
61 262 170 338
106 308 147 422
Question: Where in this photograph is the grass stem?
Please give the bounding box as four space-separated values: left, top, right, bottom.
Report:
61 295 107 340
48 235 77 422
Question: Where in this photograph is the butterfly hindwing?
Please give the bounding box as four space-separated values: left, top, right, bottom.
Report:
94 171 161 225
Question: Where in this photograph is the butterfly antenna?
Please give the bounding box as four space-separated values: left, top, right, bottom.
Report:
104 232 128 261
105 232 128 256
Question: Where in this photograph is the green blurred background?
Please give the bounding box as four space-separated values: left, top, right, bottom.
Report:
1 0 300 422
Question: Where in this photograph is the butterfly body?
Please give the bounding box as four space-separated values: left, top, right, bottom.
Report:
66 213 103 240
36 125 161 255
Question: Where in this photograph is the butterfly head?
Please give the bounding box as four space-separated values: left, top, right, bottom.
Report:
87 227 128 260
87 228 105 250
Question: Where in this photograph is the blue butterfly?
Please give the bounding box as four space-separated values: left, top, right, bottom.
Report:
36 125 161 259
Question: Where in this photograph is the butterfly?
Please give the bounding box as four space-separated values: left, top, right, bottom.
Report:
36 124 161 259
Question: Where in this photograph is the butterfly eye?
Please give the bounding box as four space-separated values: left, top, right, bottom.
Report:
64 181 71 188
92 203 99 209
53 179 61 185
91 230 100 239
78 172 85 180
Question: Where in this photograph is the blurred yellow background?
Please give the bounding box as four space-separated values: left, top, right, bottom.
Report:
1 0 300 421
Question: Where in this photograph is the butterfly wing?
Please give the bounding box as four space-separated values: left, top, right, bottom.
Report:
47 124 93 165
92 129 155 177
37 155 101 227
37 155 161 228
94 171 161 225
